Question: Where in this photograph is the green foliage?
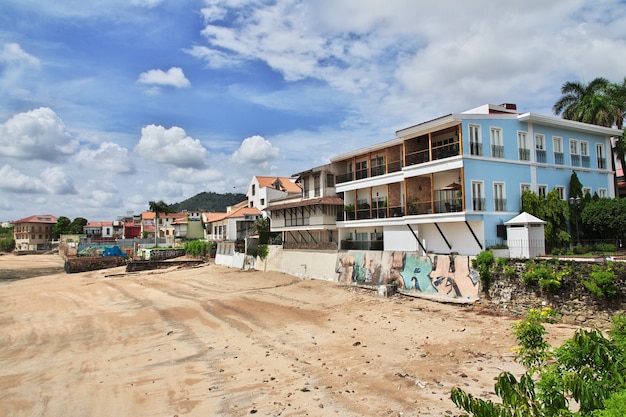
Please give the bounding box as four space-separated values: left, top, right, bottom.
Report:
0 237 15 252
472 250 494 292
252 244 269 260
582 198 626 240
522 189 571 251
592 243 617 254
513 307 558 372
169 191 247 213
69 217 88 234
522 263 563 292
52 216 72 236
184 240 213 257
452 308 626 417
582 264 617 298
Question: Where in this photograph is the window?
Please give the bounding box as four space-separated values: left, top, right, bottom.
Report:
472 181 485 211
570 139 580 166
252 184 255 196
314 175 321 197
555 186 565 200
599 188 607 198
596 144 606 169
535 134 546 163
326 173 335 187
355 160 368 180
371 156 385 176
494 182 506 211
469 124 482 156
302 176 309 196
517 132 530 161
553 136 563 165
580 141 590 167
538 185 547 197
490 128 504 158
583 187 591 197
260 198 265 206
521 183 531 194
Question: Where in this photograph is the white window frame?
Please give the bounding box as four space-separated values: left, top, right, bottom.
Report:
598 188 607 198
580 141 589 157
469 124 482 155
535 134 545 150
471 181 485 211
493 182 506 211
521 183 531 194
555 186 565 200
538 184 547 197
553 136 563 153
570 139 579 155
490 127 503 158
517 131 530 161
583 187 592 197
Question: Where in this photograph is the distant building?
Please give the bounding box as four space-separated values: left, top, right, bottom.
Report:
12 214 58 251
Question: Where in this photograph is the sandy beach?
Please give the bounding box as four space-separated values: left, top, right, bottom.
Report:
0 254 579 416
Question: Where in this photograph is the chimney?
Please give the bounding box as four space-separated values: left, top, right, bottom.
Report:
500 103 517 110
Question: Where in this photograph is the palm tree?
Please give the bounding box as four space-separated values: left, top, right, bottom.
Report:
148 200 171 247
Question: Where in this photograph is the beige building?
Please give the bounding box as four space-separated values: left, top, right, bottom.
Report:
12 214 57 251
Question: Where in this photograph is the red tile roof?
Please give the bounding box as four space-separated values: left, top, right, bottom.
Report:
255 176 301 193
13 214 57 224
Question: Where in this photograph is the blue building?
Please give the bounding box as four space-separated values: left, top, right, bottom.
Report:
330 103 621 256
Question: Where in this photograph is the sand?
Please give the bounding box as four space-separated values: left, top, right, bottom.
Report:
0 254 579 417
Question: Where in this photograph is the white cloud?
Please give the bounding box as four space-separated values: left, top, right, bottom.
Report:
0 43 40 67
0 165 76 195
0 108 78 162
130 0 164 7
231 135 279 170
76 142 135 174
137 67 190 88
169 167 222 184
135 124 208 168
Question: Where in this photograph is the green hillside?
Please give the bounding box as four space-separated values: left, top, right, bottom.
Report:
169 192 247 213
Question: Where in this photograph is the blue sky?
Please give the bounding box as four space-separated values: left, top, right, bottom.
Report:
1 0 626 222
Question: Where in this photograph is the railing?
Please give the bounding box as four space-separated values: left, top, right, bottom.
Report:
387 160 402 173
518 148 530 161
341 239 384 251
285 218 310 226
470 142 482 156
554 152 564 165
407 201 433 215
581 155 590 168
598 157 606 169
336 172 354 184
370 165 386 177
571 154 580 166
494 198 507 211
536 149 546 163
492 145 504 158
355 168 368 180
472 198 486 211
406 149 430 166
434 198 463 213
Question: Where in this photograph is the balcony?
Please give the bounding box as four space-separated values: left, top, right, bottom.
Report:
494 198 507 212
470 141 482 156
341 238 383 251
492 145 504 158
536 149 546 163
571 154 580 166
518 148 530 161
554 152 564 165
472 198 486 211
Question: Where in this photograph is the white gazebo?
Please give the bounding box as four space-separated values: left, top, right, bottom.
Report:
505 212 546 259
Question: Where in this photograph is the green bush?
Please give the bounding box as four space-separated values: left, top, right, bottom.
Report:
522 263 562 292
573 244 587 254
582 264 617 298
184 240 210 257
472 250 494 292
0 237 15 252
592 243 617 253
252 244 269 260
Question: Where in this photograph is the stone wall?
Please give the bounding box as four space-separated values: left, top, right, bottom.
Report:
483 258 626 327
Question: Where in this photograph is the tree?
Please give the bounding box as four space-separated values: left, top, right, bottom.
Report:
69 217 88 234
52 216 71 237
252 216 270 244
148 200 171 246
582 198 626 240
521 189 570 251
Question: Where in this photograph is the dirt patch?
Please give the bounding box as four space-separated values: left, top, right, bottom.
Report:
0 254 580 416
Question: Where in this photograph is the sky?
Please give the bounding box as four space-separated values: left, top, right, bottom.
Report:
2 0 626 222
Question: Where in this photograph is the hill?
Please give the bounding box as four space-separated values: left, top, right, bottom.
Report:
169 191 247 213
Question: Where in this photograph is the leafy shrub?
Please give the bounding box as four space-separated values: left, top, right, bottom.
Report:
523 263 562 292
582 264 617 298
252 244 269 260
592 243 617 254
472 250 494 292
0 237 15 252
573 244 587 254
184 240 210 257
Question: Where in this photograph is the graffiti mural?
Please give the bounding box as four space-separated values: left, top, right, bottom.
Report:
336 251 480 301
